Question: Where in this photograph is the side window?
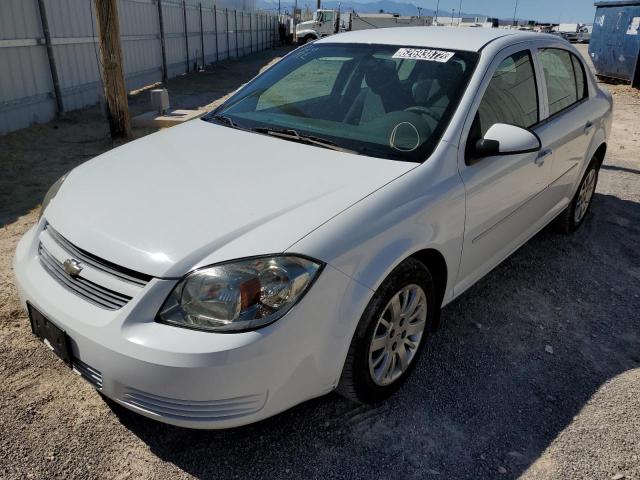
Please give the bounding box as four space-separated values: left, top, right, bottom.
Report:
475 50 539 138
571 54 587 100
323 11 334 22
396 60 415 81
539 48 581 116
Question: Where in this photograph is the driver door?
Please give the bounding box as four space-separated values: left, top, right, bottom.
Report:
455 46 552 294
319 11 334 36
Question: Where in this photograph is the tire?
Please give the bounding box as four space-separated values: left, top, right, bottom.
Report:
554 156 600 234
336 258 438 404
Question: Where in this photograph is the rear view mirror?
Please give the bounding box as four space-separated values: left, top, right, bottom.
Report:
470 123 541 162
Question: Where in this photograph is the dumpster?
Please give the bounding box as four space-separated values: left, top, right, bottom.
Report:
590 0 640 86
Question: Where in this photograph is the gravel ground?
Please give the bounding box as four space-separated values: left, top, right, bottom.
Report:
1 45 639 480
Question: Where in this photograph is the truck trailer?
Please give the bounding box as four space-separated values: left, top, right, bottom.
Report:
295 10 433 44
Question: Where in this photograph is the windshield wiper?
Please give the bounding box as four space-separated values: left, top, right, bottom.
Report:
251 127 359 154
207 113 246 130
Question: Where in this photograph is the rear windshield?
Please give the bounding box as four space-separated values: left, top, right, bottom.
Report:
208 43 478 162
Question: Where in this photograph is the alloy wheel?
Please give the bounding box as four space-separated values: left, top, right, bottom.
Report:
368 284 427 386
575 168 596 224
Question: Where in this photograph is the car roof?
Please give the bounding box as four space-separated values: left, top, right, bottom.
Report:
316 26 548 52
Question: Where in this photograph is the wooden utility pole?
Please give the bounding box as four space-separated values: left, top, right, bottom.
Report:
157 0 168 82
94 0 131 139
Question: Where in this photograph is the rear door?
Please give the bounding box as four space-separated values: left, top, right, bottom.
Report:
533 45 595 209
455 45 551 293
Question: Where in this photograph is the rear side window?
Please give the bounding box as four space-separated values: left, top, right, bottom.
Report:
571 54 587 100
539 48 586 116
475 50 539 137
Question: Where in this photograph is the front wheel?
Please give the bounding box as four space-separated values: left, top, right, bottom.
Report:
555 157 600 234
336 258 438 404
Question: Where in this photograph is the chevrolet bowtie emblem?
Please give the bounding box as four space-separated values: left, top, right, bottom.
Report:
63 259 83 278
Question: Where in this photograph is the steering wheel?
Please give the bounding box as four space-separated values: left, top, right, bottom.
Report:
403 106 440 123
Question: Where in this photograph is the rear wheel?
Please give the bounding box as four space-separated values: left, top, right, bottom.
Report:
336 258 437 404
555 156 600 234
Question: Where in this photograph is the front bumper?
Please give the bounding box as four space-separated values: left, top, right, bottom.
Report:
13 223 372 429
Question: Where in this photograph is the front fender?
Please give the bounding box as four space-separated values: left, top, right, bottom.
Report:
296 29 319 40
289 142 465 307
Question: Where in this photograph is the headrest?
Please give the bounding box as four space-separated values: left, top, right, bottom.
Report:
364 59 399 95
435 61 464 92
440 61 463 81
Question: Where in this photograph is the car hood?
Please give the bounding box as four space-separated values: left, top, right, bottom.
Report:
45 120 415 278
296 20 315 30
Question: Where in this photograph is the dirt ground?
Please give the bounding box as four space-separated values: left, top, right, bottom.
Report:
1 44 639 480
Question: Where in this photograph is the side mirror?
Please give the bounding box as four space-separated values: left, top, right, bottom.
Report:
469 123 541 163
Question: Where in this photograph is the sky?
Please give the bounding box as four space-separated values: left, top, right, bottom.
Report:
424 0 598 24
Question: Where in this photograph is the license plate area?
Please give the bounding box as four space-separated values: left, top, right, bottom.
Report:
28 303 72 366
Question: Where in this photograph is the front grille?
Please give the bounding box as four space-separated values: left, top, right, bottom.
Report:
39 245 132 310
37 223 150 310
45 224 151 286
73 359 103 390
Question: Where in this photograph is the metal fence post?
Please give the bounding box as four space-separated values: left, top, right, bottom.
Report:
157 0 168 82
225 8 229 59
214 5 219 62
234 10 239 58
37 0 64 115
249 13 253 53
241 11 245 56
199 2 205 67
182 0 189 73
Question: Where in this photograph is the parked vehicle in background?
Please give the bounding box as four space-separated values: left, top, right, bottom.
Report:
14 27 612 429
295 9 340 43
557 23 592 43
295 10 432 44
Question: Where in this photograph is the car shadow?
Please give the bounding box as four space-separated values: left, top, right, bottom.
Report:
0 46 294 229
105 192 640 479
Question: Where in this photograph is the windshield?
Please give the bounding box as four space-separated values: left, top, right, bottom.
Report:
208 43 478 162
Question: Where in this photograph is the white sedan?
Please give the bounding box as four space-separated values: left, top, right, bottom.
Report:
14 27 612 429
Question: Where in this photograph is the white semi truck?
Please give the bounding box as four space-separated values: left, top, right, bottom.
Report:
295 10 433 44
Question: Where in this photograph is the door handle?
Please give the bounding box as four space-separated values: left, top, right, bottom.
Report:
535 149 552 166
584 121 594 135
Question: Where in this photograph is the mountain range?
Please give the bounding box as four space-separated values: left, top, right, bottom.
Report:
259 0 488 19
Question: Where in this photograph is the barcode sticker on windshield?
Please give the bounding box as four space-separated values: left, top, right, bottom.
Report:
392 48 455 63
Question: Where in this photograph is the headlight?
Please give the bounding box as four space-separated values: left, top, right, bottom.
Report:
38 173 68 220
157 255 323 332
